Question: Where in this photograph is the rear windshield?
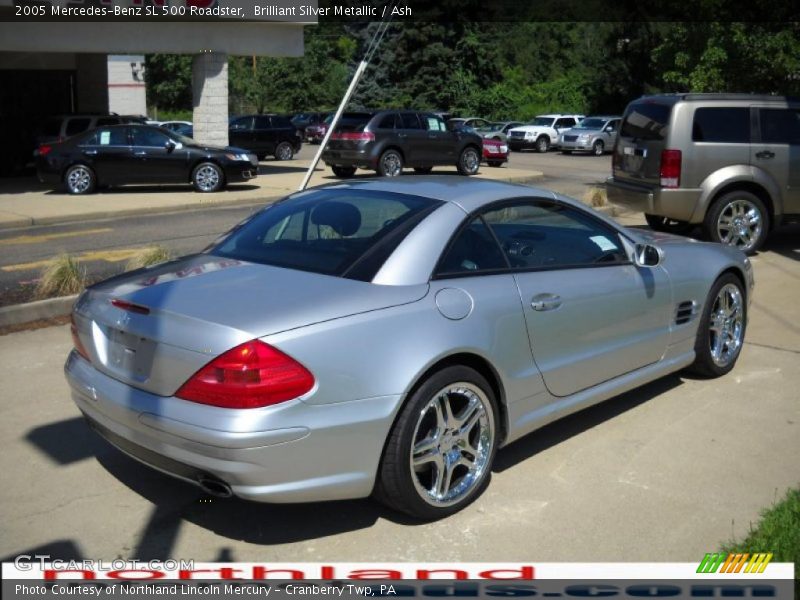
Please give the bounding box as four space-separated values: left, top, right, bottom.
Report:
620 102 672 141
334 112 374 133
210 189 442 280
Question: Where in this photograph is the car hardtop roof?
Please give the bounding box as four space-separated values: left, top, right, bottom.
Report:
535 114 584 118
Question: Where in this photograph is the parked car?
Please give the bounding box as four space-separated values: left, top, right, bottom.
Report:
35 113 145 146
482 138 508 167
323 110 484 177
447 117 493 131
305 113 333 144
160 121 194 138
559 115 621 155
606 93 800 254
507 114 585 152
66 177 753 519
228 114 302 161
476 121 525 143
291 112 327 137
36 124 257 194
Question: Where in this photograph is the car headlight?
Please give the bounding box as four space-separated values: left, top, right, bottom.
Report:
525 131 536 139
579 134 591 140
500 145 508 153
225 153 250 161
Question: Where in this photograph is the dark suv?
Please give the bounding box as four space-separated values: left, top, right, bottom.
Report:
228 114 302 161
321 110 484 177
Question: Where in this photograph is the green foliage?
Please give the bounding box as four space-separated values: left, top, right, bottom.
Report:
145 55 193 113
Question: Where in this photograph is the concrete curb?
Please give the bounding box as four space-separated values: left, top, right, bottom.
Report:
0 294 78 328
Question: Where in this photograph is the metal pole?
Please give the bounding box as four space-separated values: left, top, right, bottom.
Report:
298 59 368 191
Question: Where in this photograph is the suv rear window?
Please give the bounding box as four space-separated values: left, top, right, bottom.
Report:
335 112 374 133
692 107 750 143
65 118 91 137
211 189 442 279
620 102 672 141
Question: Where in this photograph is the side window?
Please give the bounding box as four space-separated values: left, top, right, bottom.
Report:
131 127 171 147
230 117 254 131
377 113 398 130
692 107 750 143
254 116 271 129
482 201 627 270
424 116 446 132
607 119 619 132
65 118 91 137
81 127 128 146
556 118 575 129
759 108 800 144
436 217 508 277
401 113 423 130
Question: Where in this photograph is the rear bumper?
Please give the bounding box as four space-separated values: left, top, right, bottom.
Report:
64 351 400 503
605 177 702 223
322 148 376 169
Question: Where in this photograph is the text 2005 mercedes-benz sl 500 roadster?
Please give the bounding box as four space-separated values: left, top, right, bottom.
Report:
65 177 753 519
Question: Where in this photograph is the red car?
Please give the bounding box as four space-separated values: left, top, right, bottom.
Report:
305 114 333 144
482 138 508 167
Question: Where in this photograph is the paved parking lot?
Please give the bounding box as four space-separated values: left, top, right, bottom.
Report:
1 205 797 563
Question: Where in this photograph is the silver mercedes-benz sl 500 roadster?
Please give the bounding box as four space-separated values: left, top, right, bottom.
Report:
66 177 753 519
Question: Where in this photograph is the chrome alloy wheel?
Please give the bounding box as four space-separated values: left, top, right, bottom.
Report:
461 148 480 174
195 165 220 191
67 166 92 193
716 199 763 253
409 382 495 507
276 142 293 160
381 152 403 177
708 283 744 367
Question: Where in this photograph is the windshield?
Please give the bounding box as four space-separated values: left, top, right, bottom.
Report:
527 117 555 127
211 189 442 279
575 118 606 130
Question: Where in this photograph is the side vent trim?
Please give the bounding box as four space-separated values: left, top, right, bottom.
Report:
675 300 698 325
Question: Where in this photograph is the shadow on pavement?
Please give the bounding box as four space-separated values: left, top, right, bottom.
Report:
26 416 110 465
0 540 85 563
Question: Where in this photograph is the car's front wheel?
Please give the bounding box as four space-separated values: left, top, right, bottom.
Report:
191 162 224 192
376 365 499 519
704 190 768 255
535 136 550 153
64 164 96 195
274 141 294 161
378 149 404 177
331 165 356 178
592 140 605 155
457 147 481 176
687 273 747 378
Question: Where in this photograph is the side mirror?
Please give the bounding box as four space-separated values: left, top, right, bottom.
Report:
634 243 663 267
165 140 176 152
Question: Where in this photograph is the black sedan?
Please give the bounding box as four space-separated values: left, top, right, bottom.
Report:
36 124 258 194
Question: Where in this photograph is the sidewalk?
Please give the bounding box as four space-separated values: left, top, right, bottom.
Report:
0 160 543 230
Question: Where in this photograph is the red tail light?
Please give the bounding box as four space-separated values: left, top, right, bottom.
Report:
176 340 315 409
38 145 53 157
660 149 682 188
111 298 150 315
331 131 375 142
70 314 90 362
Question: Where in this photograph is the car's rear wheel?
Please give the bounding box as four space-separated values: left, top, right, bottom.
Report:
592 140 605 155
535 136 550 153
487 161 503 167
192 162 224 193
376 365 499 519
64 164 96 195
331 165 356 178
414 166 433 174
378 149 403 177
457 147 481 176
274 141 294 161
645 213 693 235
704 191 768 255
687 273 747 378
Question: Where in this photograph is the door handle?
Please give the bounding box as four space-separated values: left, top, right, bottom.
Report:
398 133 408 138
755 150 775 159
83 149 98 155
133 151 147 156
531 293 562 311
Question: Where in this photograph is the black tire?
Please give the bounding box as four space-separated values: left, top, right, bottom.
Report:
274 141 294 161
191 162 224 193
457 146 481 176
592 140 605 156
686 273 747 378
331 165 356 178
645 213 693 235
414 166 434 174
377 149 404 177
535 136 550 153
487 161 503 168
64 164 96 195
703 190 769 255
375 365 499 520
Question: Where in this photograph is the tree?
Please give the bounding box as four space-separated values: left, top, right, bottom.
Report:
144 54 192 114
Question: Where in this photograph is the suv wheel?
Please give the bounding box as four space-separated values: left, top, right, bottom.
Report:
592 140 605 155
457 147 480 176
645 214 693 235
535 136 550 153
274 142 294 161
378 150 404 177
704 191 768 255
64 164 96 195
375 365 499 519
332 165 356 178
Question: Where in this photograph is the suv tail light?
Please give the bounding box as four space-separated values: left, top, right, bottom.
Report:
660 149 682 188
331 131 375 142
176 340 315 409
38 145 53 157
